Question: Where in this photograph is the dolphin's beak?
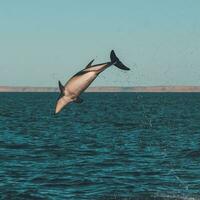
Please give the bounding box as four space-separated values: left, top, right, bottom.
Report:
54 96 72 115
54 110 58 115
55 104 62 114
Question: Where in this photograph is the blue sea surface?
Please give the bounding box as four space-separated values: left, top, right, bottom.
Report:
0 93 200 200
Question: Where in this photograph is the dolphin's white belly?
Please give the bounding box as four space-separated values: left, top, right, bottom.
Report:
66 71 97 96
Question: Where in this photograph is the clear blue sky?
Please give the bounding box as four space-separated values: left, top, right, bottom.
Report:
0 0 200 87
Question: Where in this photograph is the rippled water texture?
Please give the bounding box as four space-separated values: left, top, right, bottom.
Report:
0 93 200 200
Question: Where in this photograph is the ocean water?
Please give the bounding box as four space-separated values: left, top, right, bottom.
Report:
0 92 200 200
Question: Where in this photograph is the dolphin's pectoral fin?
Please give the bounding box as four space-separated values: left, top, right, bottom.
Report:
74 97 83 103
58 80 65 95
85 59 95 69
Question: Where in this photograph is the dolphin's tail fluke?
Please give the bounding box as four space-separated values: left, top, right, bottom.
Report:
110 50 130 70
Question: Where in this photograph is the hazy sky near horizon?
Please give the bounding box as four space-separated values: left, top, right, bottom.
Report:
0 0 200 87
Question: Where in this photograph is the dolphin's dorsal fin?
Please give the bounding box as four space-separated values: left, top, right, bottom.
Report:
58 81 65 96
85 59 94 69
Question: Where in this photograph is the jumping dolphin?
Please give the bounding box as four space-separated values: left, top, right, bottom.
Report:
55 50 130 114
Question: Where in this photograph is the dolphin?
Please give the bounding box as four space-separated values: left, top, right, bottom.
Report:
55 50 130 114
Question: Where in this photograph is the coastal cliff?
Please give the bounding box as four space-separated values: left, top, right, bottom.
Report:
1 86 200 92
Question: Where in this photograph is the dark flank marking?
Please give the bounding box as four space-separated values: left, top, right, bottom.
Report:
91 62 110 67
72 70 89 77
73 62 111 78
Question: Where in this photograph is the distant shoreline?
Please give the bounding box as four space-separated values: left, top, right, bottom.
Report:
1 86 200 92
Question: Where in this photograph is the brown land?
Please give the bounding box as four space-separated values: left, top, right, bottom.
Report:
0 86 200 92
